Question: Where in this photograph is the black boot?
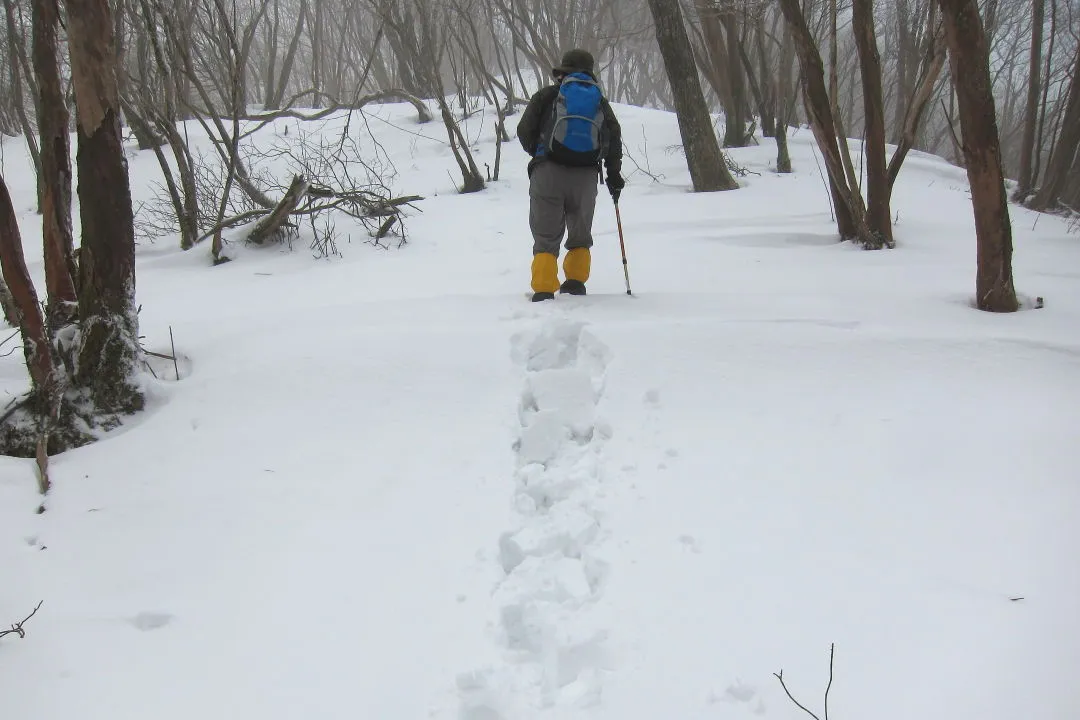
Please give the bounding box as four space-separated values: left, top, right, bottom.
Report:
531 291 555 302
559 279 587 296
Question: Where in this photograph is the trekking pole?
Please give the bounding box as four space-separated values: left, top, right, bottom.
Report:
614 200 632 296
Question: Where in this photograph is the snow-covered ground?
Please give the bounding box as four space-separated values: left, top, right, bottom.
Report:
2 99 1078 720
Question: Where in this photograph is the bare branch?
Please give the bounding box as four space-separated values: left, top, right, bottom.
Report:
0 600 43 640
772 643 835 720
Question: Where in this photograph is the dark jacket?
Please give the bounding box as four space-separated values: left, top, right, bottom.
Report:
516 81 623 179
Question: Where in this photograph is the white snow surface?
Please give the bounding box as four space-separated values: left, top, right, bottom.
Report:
1 99 1079 720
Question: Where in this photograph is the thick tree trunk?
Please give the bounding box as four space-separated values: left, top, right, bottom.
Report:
851 0 892 246
64 0 145 411
721 12 747 147
32 0 78 323
1013 0 1044 200
937 0 1018 312
647 0 737 192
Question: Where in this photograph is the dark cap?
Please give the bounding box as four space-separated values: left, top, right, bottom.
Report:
552 48 595 76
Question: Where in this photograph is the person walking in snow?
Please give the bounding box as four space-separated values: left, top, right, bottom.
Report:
516 48 625 302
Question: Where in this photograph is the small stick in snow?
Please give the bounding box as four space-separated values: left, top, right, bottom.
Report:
169 326 180 380
773 642 835 720
0 600 44 640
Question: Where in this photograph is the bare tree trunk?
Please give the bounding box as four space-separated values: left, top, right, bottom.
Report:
263 0 279 107
753 17 776 137
778 0 868 242
851 0 892 246
32 0 78 324
887 10 946 190
0 277 18 325
1013 0 1044 200
268 0 305 109
721 12 747 147
1028 46 1080 212
64 0 145 410
775 24 793 174
0 172 63 490
937 0 1018 312
647 0 737 192
3 0 43 210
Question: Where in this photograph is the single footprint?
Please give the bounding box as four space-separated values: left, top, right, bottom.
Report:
129 611 174 631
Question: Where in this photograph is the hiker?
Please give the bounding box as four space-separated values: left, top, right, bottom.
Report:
516 49 624 302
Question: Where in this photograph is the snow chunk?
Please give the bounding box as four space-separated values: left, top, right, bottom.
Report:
496 556 594 607
517 410 570 465
525 368 597 438
498 505 600 573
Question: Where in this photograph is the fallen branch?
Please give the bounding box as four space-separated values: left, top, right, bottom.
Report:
0 600 43 640
773 643 835 720
237 90 433 137
248 174 311 245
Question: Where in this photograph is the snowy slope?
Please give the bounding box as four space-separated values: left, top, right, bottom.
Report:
1 99 1078 720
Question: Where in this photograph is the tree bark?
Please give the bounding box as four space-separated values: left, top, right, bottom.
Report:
647 0 737 192
32 0 78 323
775 24 793 174
1013 0 1044 200
778 0 868 241
0 172 63 489
887 16 947 191
721 12 747 147
851 0 892 245
0 176 55 392
3 0 43 210
937 0 1018 312
1028 46 1080 212
0 277 18 325
64 0 145 410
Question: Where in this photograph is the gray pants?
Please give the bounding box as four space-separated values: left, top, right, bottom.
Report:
529 161 599 255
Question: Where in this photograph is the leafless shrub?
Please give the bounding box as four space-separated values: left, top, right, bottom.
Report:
135 113 420 258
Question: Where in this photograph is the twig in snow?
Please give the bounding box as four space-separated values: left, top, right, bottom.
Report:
0 600 43 640
773 643 835 720
169 326 179 381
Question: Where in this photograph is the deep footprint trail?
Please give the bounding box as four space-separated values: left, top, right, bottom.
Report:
457 313 617 719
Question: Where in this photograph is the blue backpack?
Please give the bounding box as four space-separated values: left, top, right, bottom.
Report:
541 72 609 167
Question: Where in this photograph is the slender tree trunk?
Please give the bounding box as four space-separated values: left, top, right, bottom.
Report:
263 0 278 107
3 0 43 210
754 18 776 137
778 0 867 241
1013 0 1044 200
937 0 1018 312
887 10 947 191
851 0 892 246
32 0 78 323
1028 46 1080 211
64 0 145 410
0 172 63 487
776 24 793 173
647 0 738 191
0 174 58 395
